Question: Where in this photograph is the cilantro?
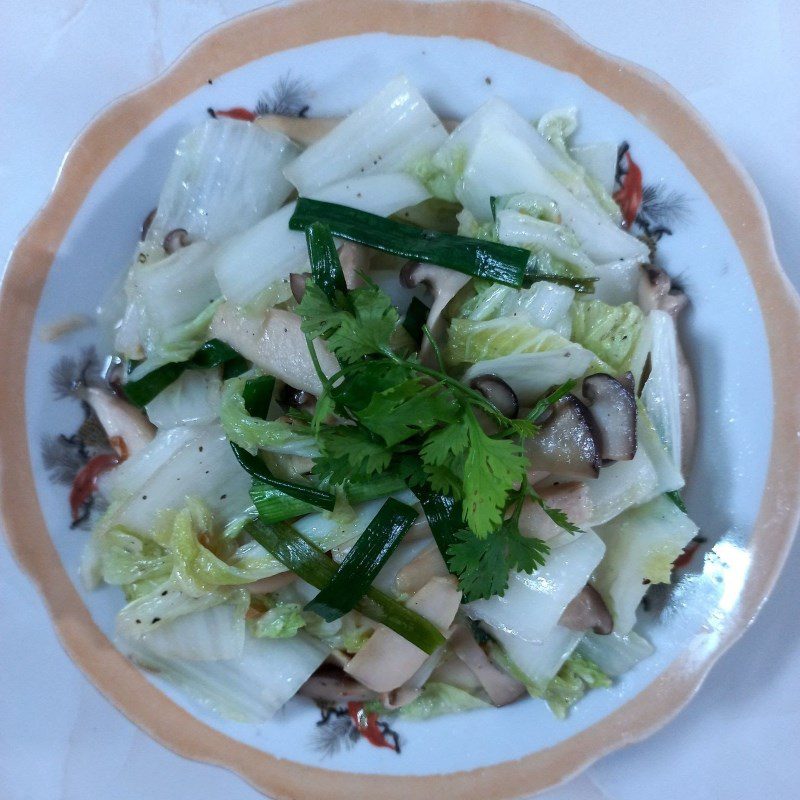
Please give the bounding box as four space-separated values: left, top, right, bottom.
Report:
447 521 550 602
293 226 576 604
528 488 583 535
356 378 460 447
298 282 398 363
461 412 526 536
314 426 393 484
420 417 470 465
423 462 465 499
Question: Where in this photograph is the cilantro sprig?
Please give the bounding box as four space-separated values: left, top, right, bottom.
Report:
296 223 578 602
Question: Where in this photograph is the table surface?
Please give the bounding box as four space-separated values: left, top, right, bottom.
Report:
1 2 799 798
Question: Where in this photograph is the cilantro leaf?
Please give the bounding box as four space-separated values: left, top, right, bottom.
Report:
447 521 550 601
461 413 526 537
311 391 335 433
314 425 393 484
297 283 343 340
298 281 399 363
528 488 582 535
332 360 409 412
423 462 464 499
356 379 459 447
503 417 538 438
420 417 470 466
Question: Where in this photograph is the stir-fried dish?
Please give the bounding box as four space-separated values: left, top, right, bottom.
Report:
78 76 698 722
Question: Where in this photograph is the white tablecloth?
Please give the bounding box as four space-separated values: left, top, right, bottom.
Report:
1 2 798 798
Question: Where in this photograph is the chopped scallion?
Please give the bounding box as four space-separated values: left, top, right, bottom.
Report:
124 338 246 407
305 221 347 302
231 442 336 510
249 520 445 653
305 497 418 621
289 198 529 287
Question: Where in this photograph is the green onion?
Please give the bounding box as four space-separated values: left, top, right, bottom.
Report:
124 338 246 407
250 474 406 525
402 297 430 349
666 490 687 513
289 198 529 288
528 270 597 294
242 375 275 419
249 520 445 653
231 442 336 510
190 339 241 368
305 221 347 302
222 358 250 379
412 484 462 568
305 497 418 621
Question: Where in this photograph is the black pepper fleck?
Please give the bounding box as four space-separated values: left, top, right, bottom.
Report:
152 617 161 624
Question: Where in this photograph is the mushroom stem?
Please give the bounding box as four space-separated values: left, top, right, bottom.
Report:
399 262 470 367
559 585 613 634
289 272 310 304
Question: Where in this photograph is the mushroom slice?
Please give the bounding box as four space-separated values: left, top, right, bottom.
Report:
449 624 526 706
84 386 155 457
210 303 338 396
582 373 637 463
245 572 297 595
638 264 688 319
300 664 378 704
469 375 519 419
337 241 371 289
559 585 613 635
289 272 310 303
518 482 592 542
399 262 471 367
379 645 447 710
344 576 461 693
396 545 449 596
525 396 601 480
278 383 317 415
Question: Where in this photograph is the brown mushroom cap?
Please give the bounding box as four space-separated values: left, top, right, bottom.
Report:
582 372 637 463
300 664 378 704
141 208 157 241
469 374 520 419
525 395 601 480
163 228 191 254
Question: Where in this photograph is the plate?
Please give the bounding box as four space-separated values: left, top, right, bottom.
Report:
2 1 799 797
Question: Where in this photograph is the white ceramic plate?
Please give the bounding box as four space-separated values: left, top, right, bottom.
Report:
3 2 799 798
